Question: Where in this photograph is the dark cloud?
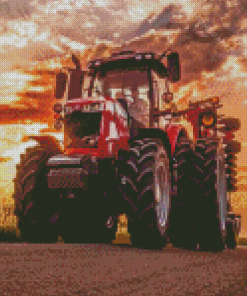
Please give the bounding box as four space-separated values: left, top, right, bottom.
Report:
0 0 34 19
177 0 247 46
171 42 227 85
163 1 246 85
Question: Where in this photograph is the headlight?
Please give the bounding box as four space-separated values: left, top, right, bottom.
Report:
88 136 99 147
64 105 74 114
201 113 215 127
144 53 153 59
83 104 91 112
94 60 101 66
135 54 142 60
91 102 103 111
53 103 63 113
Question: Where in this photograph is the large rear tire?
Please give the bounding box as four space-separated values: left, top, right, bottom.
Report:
131 138 171 250
195 138 227 252
13 144 62 243
169 136 198 250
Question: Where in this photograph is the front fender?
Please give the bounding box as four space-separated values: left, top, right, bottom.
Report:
164 124 189 155
28 135 63 152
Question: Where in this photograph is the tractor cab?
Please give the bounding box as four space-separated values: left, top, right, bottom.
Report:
54 50 180 155
86 51 180 128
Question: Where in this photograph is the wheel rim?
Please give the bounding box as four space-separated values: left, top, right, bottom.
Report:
154 145 171 235
217 142 228 237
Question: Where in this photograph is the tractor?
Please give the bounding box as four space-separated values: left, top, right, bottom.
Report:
13 50 241 251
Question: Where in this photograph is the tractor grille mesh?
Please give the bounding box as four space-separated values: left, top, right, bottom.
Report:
65 111 101 148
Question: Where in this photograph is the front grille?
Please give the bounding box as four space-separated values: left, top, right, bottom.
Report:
47 168 88 189
65 111 101 149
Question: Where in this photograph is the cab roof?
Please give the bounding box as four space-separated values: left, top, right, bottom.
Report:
88 51 168 78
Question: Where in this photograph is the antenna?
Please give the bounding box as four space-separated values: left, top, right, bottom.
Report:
71 53 81 70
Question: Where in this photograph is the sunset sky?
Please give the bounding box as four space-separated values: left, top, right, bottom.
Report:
0 0 246 235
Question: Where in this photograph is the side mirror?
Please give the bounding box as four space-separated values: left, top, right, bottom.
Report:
54 117 63 130
55 72 67 99
162 92 173 104
68 69 85 100
167 52 180 82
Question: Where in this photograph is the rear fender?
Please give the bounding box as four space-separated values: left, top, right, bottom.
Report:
164 125 189 155
133 125 190 156
134 128 171 159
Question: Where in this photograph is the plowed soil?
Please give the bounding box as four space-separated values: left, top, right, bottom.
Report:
0 243 247 296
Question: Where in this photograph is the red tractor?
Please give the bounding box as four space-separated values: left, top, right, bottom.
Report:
13 51 241 251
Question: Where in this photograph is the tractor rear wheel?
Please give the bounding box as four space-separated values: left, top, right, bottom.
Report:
195 138 227 252
131 138 171 250
13 144 62 243
169 136 198 250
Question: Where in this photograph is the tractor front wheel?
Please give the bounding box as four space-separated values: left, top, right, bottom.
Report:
131 139 171 250
13 145 62 243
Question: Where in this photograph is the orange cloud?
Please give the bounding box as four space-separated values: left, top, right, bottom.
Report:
0 157 12 163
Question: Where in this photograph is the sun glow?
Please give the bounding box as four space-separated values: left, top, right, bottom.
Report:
0 34 28 48
223 56 247 80
0 122 55 221
12 21 38 38
1 72 34 82
0 70 46 105
0 123 51 164
172 80 205 109
0 95 21 104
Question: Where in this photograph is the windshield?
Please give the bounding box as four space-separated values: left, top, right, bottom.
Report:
89 69 150 127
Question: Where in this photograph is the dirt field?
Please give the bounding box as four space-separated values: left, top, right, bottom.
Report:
0 243 247 296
